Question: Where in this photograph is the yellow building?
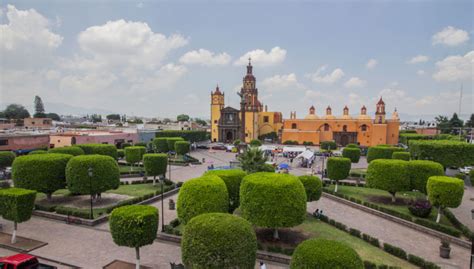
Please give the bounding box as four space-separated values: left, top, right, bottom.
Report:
210 60 283 143
281 98 400 147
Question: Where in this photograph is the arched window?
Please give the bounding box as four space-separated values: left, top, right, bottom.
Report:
324 123 330 131
342 125 347 132
291 123 297 129
361 124 367 132
71 137 77 145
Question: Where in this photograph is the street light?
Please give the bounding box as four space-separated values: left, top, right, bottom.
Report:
471 209 474 269
88 167 93 220
160 175 165 232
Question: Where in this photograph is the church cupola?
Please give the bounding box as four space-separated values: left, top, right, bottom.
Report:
309 105 315 115
361 105 367 115
213 84 222 95
326 106 332 115
343 105 349 115
305 105 319 120
391 108 400 121
375 97 386 124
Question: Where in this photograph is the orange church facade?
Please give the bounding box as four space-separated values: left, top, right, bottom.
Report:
281 98 400 147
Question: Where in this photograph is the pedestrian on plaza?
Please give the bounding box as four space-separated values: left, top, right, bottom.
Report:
260 261 267 269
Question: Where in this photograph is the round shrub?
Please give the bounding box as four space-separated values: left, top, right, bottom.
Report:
143 153 167 179
366 159 410 202
367 146 404 163
204 169 247 212
12 153 73 199
290 239 364 269
152 137 169 153
175 141 190 155
66 155 120 195
0 187 36 223
249 139 262 147
177 175 228 224
77 143 118 159
182 213 257 269
298 175 322 201
342 147 361 163
392 151 410 161
321 140 337 150
427 176 464 209
240 172 306 229
28 150 47 155
167 137 185 152
407 160 444 193
327 157 351 181
49 146 85 156
0 151 15 168
346 143 359 148
124 146 146 165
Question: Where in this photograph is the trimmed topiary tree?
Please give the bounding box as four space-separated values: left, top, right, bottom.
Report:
182 213 257 269
366 159 410 203
427 176 464 223
240 172 306 239
342 147 361 163
12 153 73 200
290 239 364 269
175 141 190 156
49 146 85 156
392 151 410 161
367 146 404 163
204 169 247 212
346 143 359 148
0 151 15 169
124 146 146 171
77 143 118 159
28 150 47 155
152 137 169 153
167 137 185 153
298 175 322 201
249 139 262 147
0 188 36 243
320 140 337 150
177 175 228 224
407 160 444 193
66 155 120 197
109 205 158 269
327 157 351 192
143 153 167 185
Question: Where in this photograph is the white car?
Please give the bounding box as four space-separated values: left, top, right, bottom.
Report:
459 166 472 175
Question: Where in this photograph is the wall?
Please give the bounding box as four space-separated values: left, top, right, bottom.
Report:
24 118 52 129
0 134 50 151
50 132 139 148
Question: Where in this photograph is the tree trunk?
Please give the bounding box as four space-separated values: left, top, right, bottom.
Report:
273 228 279 240
135 247 140 269
11 221 17 244
334 182 338 193
436 206 441 223
391 193 396 203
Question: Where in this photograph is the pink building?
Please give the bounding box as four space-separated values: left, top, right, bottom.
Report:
0 133 50 152
24 118 53 129
50 130 138 148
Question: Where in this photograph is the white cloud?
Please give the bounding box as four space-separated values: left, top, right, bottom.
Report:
344 77 367 88
407 55 429 64
366 59 378 69
179 49 231 66
136 2 144 8
432 50 473 82
60 72 118 94
432 26 470 46
417 70 425 76
306 65 344 84
261 73 303 92
234 46 286 66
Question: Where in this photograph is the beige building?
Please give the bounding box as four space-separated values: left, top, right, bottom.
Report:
23 117 53 130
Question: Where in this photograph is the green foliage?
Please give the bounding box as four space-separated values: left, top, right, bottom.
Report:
392 152 410 161
117 149 124 159
367 146 404 163
156 130 208 142
233 139 241 146
0 188 36 223
177 175 228 224
49 146 85 156
3 104 30 119
399 133 431 145
175 141 190 155
106 114 121 121
152 137 169 153
0 151 16 168
167 137 185 152
45 113 60 121
290 239 364 269
182 213 257 269
366 159 410 198
124 146 146 165
383 243 407 260
427 176 464 208
240 172 306 228
302 141 314 146
249 139 262 147
298 175 322 201
321 140 337 150
237 147 267 173
12 153 73 197
177 114 190 122
346 143 359 148
283 140 298 145
77 143 118 159
66 155 120 195
28 150 47 155
409 140 474 168
258 131 278 142
407 160 444 193
342 147 361 163
143 154 167 177
204 169 247 212
109 205 158 248
327 157 351 181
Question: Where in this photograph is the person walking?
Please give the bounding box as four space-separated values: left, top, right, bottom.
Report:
260 261 267 269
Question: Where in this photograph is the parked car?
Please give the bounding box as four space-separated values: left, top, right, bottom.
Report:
459 166 472 175
210 143 226 150
225 145 236 152
0 254 57 269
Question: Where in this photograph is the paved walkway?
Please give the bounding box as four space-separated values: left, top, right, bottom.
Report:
450 186 474 231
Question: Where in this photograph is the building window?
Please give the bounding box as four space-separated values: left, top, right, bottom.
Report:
0 139 8 146
291 123 297 129
361 124 367 132
343 125 347 132
214 120 217 124
324 124 329 131
263 116 269 123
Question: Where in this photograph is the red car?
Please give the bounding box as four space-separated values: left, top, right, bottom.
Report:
0 254 56 269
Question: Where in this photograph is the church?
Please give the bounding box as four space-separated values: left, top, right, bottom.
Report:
210 60 283 143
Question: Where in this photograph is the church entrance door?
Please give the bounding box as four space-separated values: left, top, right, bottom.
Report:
226 131 234 143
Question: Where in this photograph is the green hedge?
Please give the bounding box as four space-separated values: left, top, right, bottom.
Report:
175 141 190 155
28 150 47 155
346 143 359 148
399 133 431 145
143 154 167 178
12 153 73 198
367 146 404 163
366 159 410 201
298 175 322 201
427 176 464 209
49 146 85 156
152 137 169 153
204 169 247 213
77 144 118 159
327 157 351 181
0 187 36 223
409 140 474 168
240 172 306 229
392 151 410 161
124 146 146 165
156 130 208 142
117 149 124 159
342 147 360 163
109 205 158 248
177 175 228 224
182 213 257 269
290 239 364 269
66 155 120 195
0 151 15 168
407 160 444 193
383 243 407 260
167 137 185 152
320 140 337 150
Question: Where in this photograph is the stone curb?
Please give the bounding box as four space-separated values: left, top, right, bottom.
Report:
322 192 471 249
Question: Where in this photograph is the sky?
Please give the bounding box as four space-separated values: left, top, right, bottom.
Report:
0 0 472 120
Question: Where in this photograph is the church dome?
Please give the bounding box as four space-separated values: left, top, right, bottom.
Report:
358 114 371 120
340 105 352 119
322 106 336 120
305 105 319 120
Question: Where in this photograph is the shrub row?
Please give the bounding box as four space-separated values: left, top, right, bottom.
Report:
155 130 208 142
0 151 15 167
320 140 337 150
343 147 361 163
77 144 118 159
367 146 404 163
442 208 474 240
409 140 474 168
283 140 299 145
49 146 85 156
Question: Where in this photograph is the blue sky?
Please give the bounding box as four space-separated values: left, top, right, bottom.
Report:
0 0 472 120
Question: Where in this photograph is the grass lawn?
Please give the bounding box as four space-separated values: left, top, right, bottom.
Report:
324 184 453 226
119 165 144 173
296 218 417 268
107 183 173 197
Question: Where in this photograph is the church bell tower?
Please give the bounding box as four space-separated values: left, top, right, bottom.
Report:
211 85 224 142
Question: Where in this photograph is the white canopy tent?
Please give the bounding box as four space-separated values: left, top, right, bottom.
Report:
282 146 306 153
296 150 314 160
259 145 277 151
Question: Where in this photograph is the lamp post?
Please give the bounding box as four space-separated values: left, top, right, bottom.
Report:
88 167 93 219
471 209 473 269
160 175 165 232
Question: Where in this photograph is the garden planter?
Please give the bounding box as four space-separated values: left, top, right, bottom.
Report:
439 246 450 258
